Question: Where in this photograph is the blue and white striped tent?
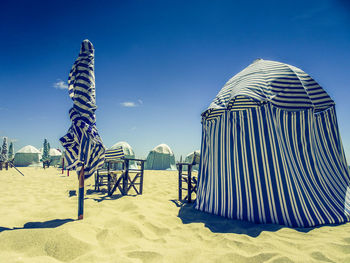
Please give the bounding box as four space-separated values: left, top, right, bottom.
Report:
196 59 350 227
60 40 105 179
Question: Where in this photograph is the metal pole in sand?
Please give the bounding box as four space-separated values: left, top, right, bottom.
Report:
78 165 85 220
9 161 24 176
62 158 64 174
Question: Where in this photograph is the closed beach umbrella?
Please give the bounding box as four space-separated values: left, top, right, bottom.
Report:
42 139 50 161
8 142 14 160
60 39 105 220
1 137 8 162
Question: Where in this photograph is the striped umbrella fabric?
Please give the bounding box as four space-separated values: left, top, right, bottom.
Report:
60 40 105 179
196 59 350 227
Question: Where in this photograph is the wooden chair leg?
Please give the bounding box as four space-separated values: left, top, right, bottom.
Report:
140 161 144 194
178 164 183 201
188 165 192 203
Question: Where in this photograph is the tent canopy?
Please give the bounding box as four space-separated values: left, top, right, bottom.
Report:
110 141 135 158
203 59 334 120
17 145 41 154
49 148 62 156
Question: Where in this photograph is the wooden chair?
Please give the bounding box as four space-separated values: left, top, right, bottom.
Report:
95 147 146 197
177 151 200 203
43 160 51 169
0 161 9 170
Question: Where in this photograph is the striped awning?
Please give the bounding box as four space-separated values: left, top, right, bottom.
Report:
60 40 105 179
105 147 125 160
203 59 335 119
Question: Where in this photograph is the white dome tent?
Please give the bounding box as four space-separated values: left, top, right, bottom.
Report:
110 141 137 169
184 150 200 171
145 144 177 170
14 145 41 167
49 148 62 166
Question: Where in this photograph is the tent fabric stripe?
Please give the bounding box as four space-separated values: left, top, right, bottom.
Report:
205 60 334 118
196 104 350 227
60 40 105 179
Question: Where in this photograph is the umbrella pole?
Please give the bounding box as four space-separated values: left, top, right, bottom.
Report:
9 161 24 176
62 158 64 174
78 165 85 220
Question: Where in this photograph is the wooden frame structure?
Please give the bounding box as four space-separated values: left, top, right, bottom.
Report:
107 158 145 196
43 160 51 169
95 147 146 196
177 163 198 203
177 151 200 203
0 161 9 170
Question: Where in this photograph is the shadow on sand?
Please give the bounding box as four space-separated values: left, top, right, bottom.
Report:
85 189 125 202
0 218 75 233
174 201 342 237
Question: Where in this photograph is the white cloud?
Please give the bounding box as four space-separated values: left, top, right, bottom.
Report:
53 79 68 90
121 102 137 107
121 99 144 108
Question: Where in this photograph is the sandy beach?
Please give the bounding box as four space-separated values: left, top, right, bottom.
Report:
0 167 349 263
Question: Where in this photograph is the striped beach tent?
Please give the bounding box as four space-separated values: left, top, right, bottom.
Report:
60 39 105 179
196 59 350 227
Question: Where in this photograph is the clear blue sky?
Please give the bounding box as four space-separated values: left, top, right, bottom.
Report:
1 0 350 161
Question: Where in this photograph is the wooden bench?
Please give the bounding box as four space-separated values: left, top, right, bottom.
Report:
95 147 146 196
177 151 200 203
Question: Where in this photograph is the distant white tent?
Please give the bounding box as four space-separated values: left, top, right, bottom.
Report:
49 148 62 166
14 145 41 166
184 150 200 171
110 141 137 169
145 144 177 170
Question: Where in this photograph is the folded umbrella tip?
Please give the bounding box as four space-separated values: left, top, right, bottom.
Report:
81 39 94 54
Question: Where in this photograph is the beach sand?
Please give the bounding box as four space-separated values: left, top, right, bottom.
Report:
0 167 350 263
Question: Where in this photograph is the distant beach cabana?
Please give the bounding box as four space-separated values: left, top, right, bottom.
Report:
49 148 62 166
145 144 177 170
14 145 41 166
196 59 350 227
